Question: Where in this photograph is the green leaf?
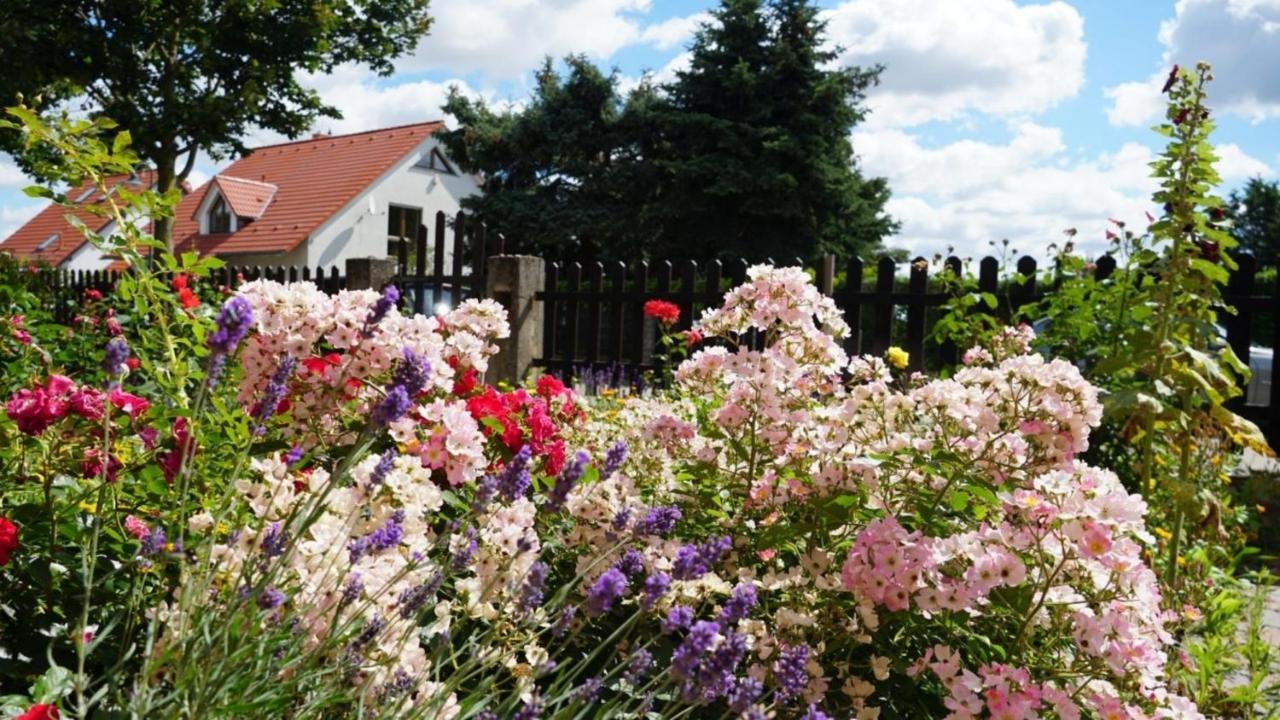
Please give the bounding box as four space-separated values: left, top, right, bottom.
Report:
112 129 132 155
30 665 73 704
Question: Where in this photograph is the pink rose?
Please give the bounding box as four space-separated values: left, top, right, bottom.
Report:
69 386 106 421
108 388 150 419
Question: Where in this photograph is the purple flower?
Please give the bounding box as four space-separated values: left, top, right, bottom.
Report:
692 630 747 701
518 561 549 612
254 355 296 434
641 571 671 609
368 448 396 488
260 522 288 558
544 450 588 511
572 677 603 704
497 445 533 502
662 605 693 634
801 705 832 720
348 510 405 563
635 506 682 537
372 385 411 427
208 296 254 355
257 586 286 610
140 526 167 556
672 536 731 581
451 527 478 571
103 337 130 377
585 567 628 616
625 648 653 685
363 285 400 336
341 573 364 605
552 606 576 637
613 548 645 578
602 440 627 479
346 615 385 655
728 677 763 713
284 445 304 467
392 347 431 397
719 583 757 627
512 693 541 720
772 643 811 702
611 507 632 532
671 620 719 681
397 572 443 619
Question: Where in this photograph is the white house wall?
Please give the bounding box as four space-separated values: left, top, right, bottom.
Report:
304 136 480 270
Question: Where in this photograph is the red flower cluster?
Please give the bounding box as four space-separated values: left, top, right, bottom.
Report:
16 705 58 720
0 517 18 566
463 373 580 475
173 274 200 309
5 375 150 436
643 300 680 326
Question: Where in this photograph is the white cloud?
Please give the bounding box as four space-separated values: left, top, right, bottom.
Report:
0 203 41 241
856 123 1161 258
0 154 30 189
302 66 482 135
401 0 661 79
1217 142 1273 179
639 12 710 50
824 0 1086 128
1104 0 1280 126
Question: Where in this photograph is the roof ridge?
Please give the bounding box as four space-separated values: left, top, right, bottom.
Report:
214 174 279 189
249 120 446 152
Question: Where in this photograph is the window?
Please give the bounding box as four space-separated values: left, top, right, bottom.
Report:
74 187 96 203
35 233 58 252
412 148 456 175
386 205 423 259
208 194 232 234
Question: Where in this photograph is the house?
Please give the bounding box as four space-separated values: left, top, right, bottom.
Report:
0 170 158 270
173 121 477 269
1 121 478 271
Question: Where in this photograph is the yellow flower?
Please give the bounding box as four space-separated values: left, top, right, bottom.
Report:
1153 527 1172 541
78 501 97 514
886 346 909 370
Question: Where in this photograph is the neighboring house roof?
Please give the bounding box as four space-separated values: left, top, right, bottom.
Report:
174 121 446 256
0 170 157 266
212 175 277 219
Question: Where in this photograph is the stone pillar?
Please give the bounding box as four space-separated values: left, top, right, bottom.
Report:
486 255 545 386
346 256 398 291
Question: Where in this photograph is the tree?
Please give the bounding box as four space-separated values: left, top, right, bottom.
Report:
0 0 432 249
649 0 895 260
438 0 895 261
1227 177 1280 264
439 57 663 258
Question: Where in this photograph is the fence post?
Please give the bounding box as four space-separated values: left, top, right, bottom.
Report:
345 256 397 292
486 255 546 386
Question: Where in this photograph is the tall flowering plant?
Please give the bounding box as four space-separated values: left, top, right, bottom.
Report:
567 265 1206 719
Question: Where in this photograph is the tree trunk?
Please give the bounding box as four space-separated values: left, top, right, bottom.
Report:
153 143 178 253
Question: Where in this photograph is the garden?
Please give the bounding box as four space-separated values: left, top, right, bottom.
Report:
0 64 1277 720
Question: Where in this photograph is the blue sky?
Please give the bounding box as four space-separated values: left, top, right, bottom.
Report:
2 0 1278 259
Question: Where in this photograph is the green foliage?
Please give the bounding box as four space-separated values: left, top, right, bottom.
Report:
437 0 896 262
0 0 433 246
1228 177 1280 266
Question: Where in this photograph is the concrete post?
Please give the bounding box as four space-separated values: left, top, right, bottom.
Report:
346 256 398 291
486 255 545 386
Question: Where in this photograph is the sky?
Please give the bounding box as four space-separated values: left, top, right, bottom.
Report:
1 0 1278 260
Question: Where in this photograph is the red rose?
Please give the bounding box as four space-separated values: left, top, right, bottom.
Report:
69 386 106 421
452 367 479 396
17 704 59 720
642 300 680 326
126 357 140 371
6 376 74 435
0 517 18 566
685 329 703 349
535 374 567 399
84 288 103 301
81 447 123 483
108 387 150 419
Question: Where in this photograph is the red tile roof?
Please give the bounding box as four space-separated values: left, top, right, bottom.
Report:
0 170 157 266
212 175 277 219
174 122 445 256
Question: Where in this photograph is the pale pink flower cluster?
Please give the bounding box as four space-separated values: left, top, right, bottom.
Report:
235 280 507 441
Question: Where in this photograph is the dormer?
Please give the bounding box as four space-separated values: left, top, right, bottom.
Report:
197 175 278 234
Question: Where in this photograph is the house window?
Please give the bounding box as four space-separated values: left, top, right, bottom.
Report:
208 195 232 234
386 205 423 258
412 148 456 175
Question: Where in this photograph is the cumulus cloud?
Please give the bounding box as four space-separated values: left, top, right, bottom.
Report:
0 203 41 242
1217 142 1273 178
399 0 695 79
857 123 1160 258
0 154 29 189
824 0 1086 128
1104 0 1280 126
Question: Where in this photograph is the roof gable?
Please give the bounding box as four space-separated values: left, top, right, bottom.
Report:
174 121 445 256
212 175 277 219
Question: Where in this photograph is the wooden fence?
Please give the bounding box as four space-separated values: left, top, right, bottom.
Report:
36 263 346 324
535 252 1279 442
391 210 502 315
